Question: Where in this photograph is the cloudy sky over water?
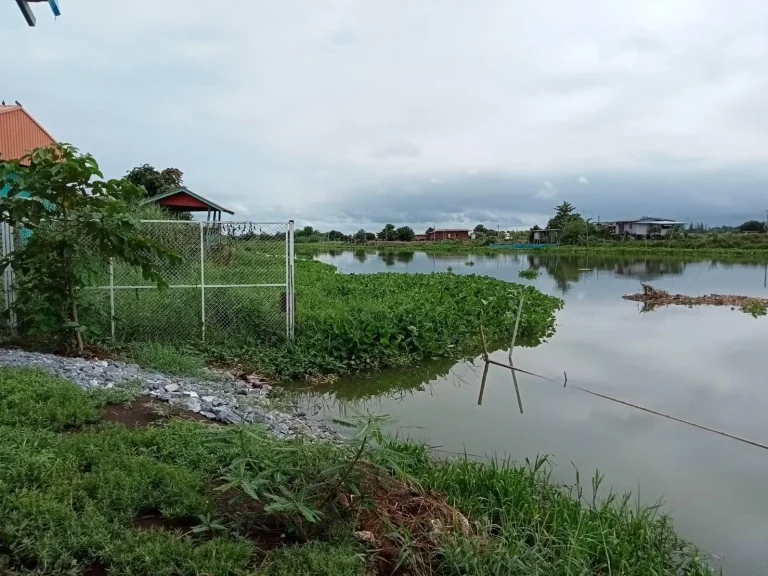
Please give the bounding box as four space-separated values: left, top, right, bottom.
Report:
2 0 768 231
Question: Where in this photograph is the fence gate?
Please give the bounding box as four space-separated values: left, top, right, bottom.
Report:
1 220 296 345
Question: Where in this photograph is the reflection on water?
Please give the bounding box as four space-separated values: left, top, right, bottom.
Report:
294 250 768 574
526 254 688 292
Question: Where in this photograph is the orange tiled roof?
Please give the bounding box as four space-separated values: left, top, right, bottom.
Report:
0 105 56 162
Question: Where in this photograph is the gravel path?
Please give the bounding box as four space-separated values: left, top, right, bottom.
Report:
0 348 336 440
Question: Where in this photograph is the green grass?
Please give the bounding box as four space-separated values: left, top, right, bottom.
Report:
400 454 712 575
0 367 712 575
258 542 366 575
0 367 137 431
124 342 211 378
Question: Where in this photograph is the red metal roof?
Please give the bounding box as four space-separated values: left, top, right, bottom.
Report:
141 187 235 214
0 105 56 162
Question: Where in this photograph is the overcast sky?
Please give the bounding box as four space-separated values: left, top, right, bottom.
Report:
2 0 768 231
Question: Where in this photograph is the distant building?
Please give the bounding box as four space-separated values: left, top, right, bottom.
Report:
599 217 685 239
531 228 561 244
141 187 234 221
426 228 470 241
414 234 427 241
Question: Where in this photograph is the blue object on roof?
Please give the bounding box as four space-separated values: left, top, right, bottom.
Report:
48 0 61 17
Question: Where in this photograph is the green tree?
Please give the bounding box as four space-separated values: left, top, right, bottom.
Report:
395 226 415 241
0 144 178 354
296 226 315 238
378 223 396 240
739 220 766 233
560 216 598 244
547 201 578 231
125 164 183 197
354 229 367 242
328 230 346 241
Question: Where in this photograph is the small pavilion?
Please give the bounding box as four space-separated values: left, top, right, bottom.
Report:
141 187 234 221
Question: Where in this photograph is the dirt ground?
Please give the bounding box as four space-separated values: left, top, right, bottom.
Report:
102 395 212 429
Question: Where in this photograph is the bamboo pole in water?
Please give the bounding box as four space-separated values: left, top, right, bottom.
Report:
509 295 525 363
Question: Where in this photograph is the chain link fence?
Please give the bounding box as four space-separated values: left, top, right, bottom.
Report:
2 220 296 345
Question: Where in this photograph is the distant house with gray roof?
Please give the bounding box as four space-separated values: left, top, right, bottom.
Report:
599 217 686 239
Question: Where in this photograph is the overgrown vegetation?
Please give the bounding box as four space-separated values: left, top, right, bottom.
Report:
0 367 712 575
198 259 562 379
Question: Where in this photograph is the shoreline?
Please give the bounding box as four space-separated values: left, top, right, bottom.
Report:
296 241 768 261
0 347 336 440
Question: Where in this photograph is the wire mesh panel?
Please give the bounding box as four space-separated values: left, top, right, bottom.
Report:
0 220 295 344
202 222 290 344
97 220 294 344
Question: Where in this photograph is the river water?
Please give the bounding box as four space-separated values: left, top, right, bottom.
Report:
297 250 768 573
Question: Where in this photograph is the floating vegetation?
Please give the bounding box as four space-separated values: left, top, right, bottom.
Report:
518 268 539 279
623 283 768 317
465 260 475 267
741 299 768 318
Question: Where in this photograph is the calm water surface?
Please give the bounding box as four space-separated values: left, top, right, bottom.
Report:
298 250 768 573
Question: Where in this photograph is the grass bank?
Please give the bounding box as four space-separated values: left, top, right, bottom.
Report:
0 367 712 575
116 258 563 381
297 239 768 261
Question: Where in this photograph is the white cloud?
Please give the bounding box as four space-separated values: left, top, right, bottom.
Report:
3 0 768 226
578 175 590 184
535 181 558 199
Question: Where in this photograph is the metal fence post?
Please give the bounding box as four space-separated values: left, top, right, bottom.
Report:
284 221 290 340
200 221 206 342
109 258 115 340
288 220 295 341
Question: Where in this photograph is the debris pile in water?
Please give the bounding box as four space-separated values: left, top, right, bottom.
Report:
623 284 768 317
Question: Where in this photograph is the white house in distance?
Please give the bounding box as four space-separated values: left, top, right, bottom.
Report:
599 217 686 239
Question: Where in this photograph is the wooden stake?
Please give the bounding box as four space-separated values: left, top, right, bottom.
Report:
509 295 525 362
479 325 489 361
510 364 523 414
477 361 490 406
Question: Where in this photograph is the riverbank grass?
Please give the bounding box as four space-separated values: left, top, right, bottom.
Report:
296 239 768 260
0 366 712 575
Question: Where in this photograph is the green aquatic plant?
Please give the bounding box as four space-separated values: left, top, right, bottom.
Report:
518 268 539 279
740 299 768 318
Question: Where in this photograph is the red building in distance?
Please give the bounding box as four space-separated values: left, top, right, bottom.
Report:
425 228 470 241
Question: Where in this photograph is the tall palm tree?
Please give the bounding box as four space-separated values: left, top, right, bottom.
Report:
554 202 575 219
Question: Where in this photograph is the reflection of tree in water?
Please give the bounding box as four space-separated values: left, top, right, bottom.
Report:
377 251 415 266
395 251 414 264
353 249 368 263
528 254 688 293
379 251 396 266
612 259 685 280
327 249 343 257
